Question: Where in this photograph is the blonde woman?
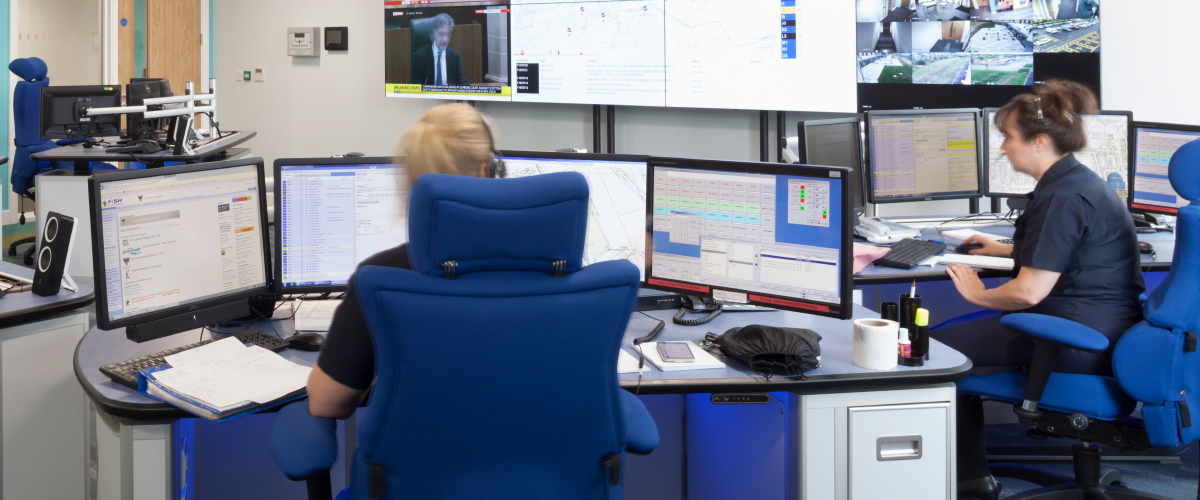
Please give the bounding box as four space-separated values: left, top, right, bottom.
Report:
308 103 501 419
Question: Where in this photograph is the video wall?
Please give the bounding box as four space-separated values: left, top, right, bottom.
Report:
383 0 857 112
382 0 1102 112
854 0 1101 110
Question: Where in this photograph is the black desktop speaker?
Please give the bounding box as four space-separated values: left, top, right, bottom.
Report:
33 211 77 296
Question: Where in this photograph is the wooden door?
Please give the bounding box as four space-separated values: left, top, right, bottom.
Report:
147 0 200 95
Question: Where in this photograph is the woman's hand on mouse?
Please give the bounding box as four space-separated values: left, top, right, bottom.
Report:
961 235 1013 258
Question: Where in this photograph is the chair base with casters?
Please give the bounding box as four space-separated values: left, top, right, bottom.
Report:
958 314 1197 500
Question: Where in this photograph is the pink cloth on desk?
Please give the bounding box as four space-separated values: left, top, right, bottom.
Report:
852 243 891 274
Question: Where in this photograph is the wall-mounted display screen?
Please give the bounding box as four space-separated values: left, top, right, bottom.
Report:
854 0 1101 111
385 0 857 111
384 0 513 101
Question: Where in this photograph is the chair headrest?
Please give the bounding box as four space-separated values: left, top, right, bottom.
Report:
9 57 47 82
1170 140 1200 204
407 172 591 277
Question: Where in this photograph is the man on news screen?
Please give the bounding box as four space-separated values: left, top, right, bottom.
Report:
411 13 468 86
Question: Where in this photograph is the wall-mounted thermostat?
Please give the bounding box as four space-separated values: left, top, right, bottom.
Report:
287 27 320 56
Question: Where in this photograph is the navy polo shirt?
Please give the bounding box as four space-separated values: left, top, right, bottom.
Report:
1012 154 1145 346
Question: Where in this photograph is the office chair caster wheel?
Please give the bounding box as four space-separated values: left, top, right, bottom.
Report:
6 248 13 257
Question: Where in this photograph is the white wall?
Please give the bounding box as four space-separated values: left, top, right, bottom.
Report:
1100 1 1200 124
17 0 100 86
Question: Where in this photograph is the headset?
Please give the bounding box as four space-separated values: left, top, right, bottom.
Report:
478 113 508 178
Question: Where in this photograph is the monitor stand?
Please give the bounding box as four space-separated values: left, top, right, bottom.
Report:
1131 213 1161 228
125 300 250 343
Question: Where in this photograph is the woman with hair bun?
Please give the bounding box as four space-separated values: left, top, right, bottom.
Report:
306 103 503 419
932 81 1144 500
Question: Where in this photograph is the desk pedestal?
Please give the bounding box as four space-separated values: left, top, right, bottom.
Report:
0 311 90 499
788 384 956 500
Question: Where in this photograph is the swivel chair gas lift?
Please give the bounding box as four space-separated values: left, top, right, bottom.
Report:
269 172 659 500
958 140 1200 500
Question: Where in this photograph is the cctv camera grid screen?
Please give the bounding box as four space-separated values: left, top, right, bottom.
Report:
385 0 513 101
854 0 1101 111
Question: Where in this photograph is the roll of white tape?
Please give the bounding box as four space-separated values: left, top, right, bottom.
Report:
853 318 899 370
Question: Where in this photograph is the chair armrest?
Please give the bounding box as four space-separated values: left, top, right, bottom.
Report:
1000 314 1109 427
269 401 338 480
619 390 658 454
1000 313 1109 353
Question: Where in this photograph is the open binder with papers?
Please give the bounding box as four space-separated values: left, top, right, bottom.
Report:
136 337 312 421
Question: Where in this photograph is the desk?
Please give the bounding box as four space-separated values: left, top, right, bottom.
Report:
854 218 1174 285
76 302 971 500
619 305 971 499
30 130 256 171
0 261 95 499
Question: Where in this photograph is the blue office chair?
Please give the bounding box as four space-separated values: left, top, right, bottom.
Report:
8 57 117 264
958 141 1200 500
269 172 659 500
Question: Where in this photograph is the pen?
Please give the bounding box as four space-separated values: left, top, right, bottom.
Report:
910 280 916 298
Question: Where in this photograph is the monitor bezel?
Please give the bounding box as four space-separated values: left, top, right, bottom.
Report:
643 157 854 320
39 85 122 140
88 157 273 332
864 108 984 204
273 156 403 295
797 116 867 213
1129 120 1200 216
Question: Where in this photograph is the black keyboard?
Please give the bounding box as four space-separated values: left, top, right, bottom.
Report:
875 239 947 269
998 238 1014 245
99 330 290 389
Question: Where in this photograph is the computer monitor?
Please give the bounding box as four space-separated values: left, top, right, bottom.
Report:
40 85 122 140
274 157 408 294
865 109 983 204
644 157 853 320
798 117 867 213
89 158 272 342
1130 121 1200 215
502 151 650 278
984 108 1133 199
126 80 172 140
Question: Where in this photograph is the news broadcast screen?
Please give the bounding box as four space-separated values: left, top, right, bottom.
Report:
854 0 1101 110
384 0 513 101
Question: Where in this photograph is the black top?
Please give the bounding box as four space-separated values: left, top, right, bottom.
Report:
316 244 411 390
1012 154 1145 369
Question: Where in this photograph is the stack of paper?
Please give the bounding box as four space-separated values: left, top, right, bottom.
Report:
140 337 312 421
941 228 1008 242
295 299 342 332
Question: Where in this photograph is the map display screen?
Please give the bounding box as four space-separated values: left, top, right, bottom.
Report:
503 153 648 277
986 110 1131 198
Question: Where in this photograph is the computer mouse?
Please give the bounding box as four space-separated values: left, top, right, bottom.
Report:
955 242 984 254
1139 241 1154 254
287 332 325 351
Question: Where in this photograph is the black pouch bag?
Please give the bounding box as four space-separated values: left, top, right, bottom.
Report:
707 324 822 377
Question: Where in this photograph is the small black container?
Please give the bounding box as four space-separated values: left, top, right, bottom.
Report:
880 302 899 322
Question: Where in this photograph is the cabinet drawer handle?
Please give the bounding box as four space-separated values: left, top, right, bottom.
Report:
877 435 923 461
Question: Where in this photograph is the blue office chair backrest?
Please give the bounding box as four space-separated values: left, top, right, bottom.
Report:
351 172 642 499
1113 139 1200 447
10 57 55 195
10 57 48 148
